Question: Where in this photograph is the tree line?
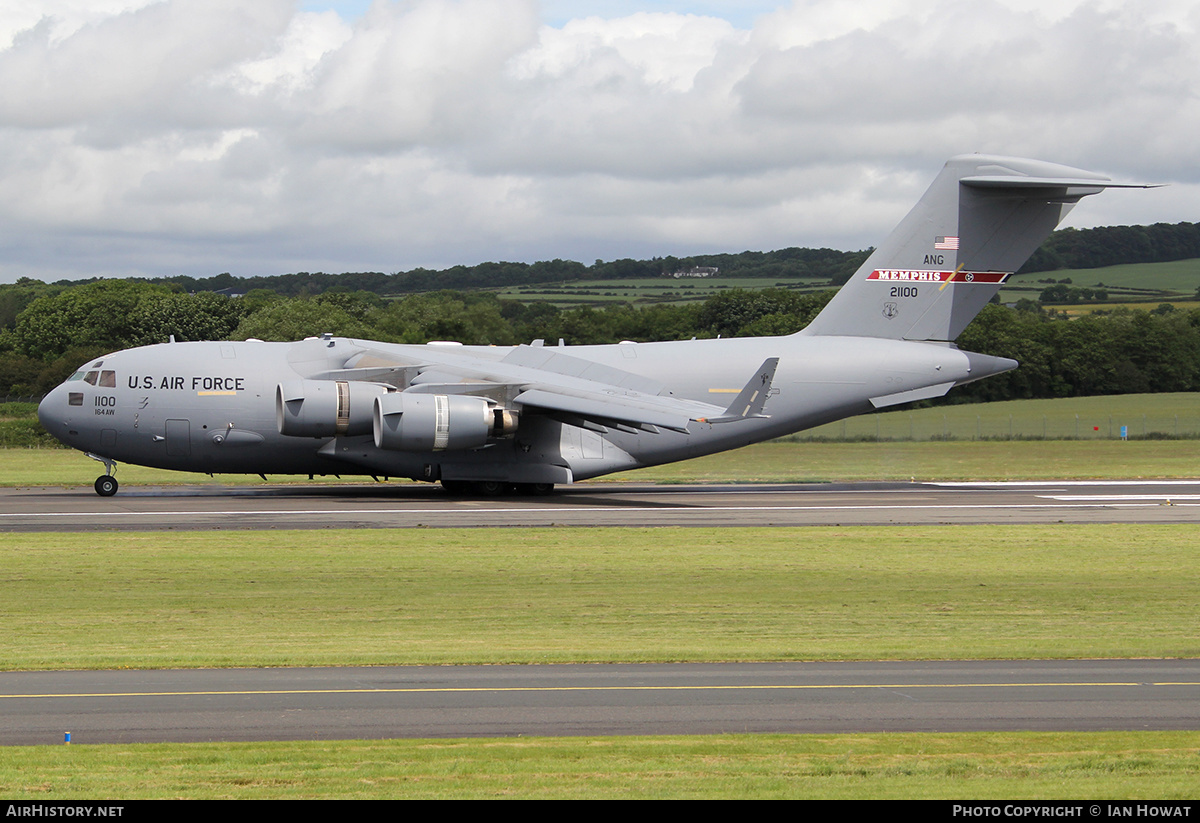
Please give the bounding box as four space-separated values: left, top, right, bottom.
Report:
1019 222 1200 273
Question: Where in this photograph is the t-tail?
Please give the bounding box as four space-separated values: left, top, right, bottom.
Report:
802 155 1156 341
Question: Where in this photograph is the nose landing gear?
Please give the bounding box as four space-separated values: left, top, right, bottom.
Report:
87 453 119 497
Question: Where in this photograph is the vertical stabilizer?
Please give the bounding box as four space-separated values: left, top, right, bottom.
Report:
802 155 1150 341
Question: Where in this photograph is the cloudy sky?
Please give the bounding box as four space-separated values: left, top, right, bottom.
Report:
0 0 1195 283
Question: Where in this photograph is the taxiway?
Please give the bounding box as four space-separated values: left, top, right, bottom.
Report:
3 660 1198 745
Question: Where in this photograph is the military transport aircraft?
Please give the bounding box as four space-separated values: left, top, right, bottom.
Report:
38 155 1152 496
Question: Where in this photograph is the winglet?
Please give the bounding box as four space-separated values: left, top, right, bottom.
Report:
703 358 779 423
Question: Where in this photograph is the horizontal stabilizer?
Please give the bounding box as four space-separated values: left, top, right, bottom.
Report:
960 176 1160 193
869 381 955 409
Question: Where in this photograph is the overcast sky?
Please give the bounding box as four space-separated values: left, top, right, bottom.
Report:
0 0 1195 283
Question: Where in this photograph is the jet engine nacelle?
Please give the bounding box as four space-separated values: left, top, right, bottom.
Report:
373 393 506 452
276 379 390 438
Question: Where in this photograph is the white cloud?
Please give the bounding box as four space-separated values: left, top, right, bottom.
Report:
514 12 746 92
299 0 540 148
227 10 354 95
0 0 294 131
0 0 1194 282
0 0 161 48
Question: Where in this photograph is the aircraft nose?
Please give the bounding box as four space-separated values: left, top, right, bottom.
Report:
37 385 72 445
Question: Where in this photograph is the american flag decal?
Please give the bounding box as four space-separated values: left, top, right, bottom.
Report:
934 236 959 250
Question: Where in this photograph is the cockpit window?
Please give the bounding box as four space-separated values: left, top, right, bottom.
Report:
76 369 116 386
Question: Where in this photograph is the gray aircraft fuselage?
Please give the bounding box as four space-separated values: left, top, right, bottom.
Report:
36 333 1013 485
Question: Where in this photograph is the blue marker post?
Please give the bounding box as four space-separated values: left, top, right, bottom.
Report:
1120 425 1128 441
65 732 71 745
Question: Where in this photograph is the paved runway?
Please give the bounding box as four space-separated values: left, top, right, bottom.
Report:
2 479 1200 531
3 660 1198 745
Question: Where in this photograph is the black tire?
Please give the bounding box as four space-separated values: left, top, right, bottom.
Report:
472 480 511 497
94 476 118 497
516 483 556 496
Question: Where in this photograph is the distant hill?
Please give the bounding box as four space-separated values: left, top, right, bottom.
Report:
1019 222 1200 274
51 221 1200 298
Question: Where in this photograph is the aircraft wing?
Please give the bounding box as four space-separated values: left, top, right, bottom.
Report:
384 345 778 433
515 356 778 432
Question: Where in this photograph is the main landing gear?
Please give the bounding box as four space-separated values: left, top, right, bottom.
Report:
87 453 119 497
441 480 555 497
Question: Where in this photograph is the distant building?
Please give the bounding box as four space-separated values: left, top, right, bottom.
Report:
668 266 719 278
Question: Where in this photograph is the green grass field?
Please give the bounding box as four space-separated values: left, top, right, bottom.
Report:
608 440 1200 482
794 392 1200 442
484 259 1200 310
488 259 1200 310
3 732 1197 799
1000 259 1200 311
1006 259 1200 298
4 525 1197 670
484 258 1200 310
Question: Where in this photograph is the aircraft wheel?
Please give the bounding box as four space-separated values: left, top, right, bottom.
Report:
94 476 119 497
516 483 555 496
472 480 511 497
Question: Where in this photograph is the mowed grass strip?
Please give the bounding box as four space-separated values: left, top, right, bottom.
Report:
2 732 1198 799
792 392 1200 441
610 440 1200 482
1003 258 1200 297
3 525 1198 670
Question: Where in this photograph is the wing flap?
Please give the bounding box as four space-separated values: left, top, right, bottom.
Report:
514 388 705 432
